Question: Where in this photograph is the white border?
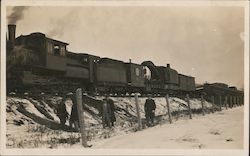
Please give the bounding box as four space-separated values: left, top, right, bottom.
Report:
1 0 249 155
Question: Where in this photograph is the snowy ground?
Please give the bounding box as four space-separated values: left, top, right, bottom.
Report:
93 106 244 149
5 94 242 149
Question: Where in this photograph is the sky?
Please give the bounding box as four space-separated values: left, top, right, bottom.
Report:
6 5 245 89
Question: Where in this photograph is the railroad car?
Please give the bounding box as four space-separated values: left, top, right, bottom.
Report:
125 62 145 93
157 64 179 90
7 24 197 95
95 58 127 93
178 74 195 92
141 61 164 93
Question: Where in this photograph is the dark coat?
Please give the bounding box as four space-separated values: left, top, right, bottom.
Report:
144 98 156 114
57 98 68 119
107 98 116 122
70 96 79 122
102 98 116 122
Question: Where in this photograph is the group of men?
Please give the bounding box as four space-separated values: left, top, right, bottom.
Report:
56 93 79 130
56 93 117 130
56 93 156 130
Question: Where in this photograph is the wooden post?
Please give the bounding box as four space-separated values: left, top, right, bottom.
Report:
231 96 233 108
102 98 111 128
230 96 232 108
201 95 205 116
165 94 172 124
76 88 88 147
211 96 215 113
186 94 192 119
234 96 236 106
230 95 233 108
234 96 236 107
232 96 235 107
219 95 222 111
241 96 244 105
225 96 228 110
239 96 241 106
135 93 142 130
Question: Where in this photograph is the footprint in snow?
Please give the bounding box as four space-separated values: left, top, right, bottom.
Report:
198 144 206 149
226 138 233 142
209 129 221 135
177 134 198 143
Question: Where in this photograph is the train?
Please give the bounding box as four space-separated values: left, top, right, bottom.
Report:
6 24 243 100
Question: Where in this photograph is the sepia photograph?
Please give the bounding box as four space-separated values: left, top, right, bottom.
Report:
0 0 249 155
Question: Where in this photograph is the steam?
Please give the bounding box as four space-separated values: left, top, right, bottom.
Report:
47 10 78 38
47 20 65 38
8 6 29 24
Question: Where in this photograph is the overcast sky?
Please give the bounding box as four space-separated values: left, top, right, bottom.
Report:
6 5 245 89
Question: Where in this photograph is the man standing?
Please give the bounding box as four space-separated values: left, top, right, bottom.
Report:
144 94 156 126
57 96 68 126
102 94 116 128
107 96 116 127
102 98 110 128
68 93 79 131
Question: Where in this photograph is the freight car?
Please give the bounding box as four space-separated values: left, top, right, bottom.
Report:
195 82 244 106
6 24 196 95
178 74 195 92
125 61 145 94
95 58 127 93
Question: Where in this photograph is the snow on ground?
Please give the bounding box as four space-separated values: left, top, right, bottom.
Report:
6 94 238 149
93 106 244 149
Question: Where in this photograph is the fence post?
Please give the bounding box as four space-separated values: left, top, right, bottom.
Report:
232 96 235 107
165 94 172 124
230 96 232 108
239 96 241 106
102 98 111 128
225 96 228 110
135 93 142 130
234 96 236 107
219 95 222 111
76 88 88 147
241 96 243 105
201 95 205 116
186 94 192 119
211 96 215 113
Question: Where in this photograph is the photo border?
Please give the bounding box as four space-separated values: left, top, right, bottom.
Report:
1 0 249 155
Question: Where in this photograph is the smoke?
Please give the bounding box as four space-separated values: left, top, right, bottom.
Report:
47 20 65 38
47 10 78 38
8 6 29 24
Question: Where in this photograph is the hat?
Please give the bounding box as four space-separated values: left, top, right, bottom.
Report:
67 92 73 95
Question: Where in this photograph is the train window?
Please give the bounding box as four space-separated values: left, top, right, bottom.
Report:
54 45 60 56
135 68 140 76
54 46 60 55
60 46 66 56
47 42 53 54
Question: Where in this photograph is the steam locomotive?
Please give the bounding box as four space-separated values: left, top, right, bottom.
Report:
5 24 198 95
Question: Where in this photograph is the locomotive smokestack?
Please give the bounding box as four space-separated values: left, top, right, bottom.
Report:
167 64 170 68
129 59 131 63
8 24 16 47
